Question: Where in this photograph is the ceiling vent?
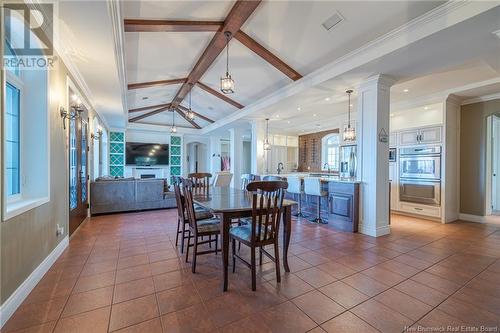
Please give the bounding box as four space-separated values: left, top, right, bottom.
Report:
322 11 344 31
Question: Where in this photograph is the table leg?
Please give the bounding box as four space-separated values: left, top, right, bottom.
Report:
282 206 292 272
221 213 231 291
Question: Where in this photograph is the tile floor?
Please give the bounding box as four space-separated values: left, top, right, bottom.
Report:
3 210 500 333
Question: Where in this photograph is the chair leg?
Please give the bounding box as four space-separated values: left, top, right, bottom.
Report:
208 235 212 248
175 217 181 247
215 235 218 255
259 247 263 266
293 193 305 217
185 230 191 263
232 239 236 273
274 241 281 283
180 221 186 254
251 246 256 291
192 235 198 274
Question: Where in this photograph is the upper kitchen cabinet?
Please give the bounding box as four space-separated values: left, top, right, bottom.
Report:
399 126 442 146
389 133 397 147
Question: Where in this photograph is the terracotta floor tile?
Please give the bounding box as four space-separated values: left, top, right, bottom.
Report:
3 296 67 332
437 297 500 327
62 286 113 317
23 278 76 304
395 279 449 307
321 311 379 333
53 307 110 333
351 299 413 333
115 263 153 284
342 273 390 297
393 254 433 270
259 301 317 333
296 251 331 265
292 290 346 324
316 261 357 280
156 285 202 315
416 309 468 328
376 259 420 278
109 294 159 331
268 273 314 299
319 281 369 309
374 288 432 321
150 258 183 275
410 271 462 295
114 317 163 333
73 271 116 293
295 267 337 288
220 315 273 333
117 254 150 270
113 277 155 304
453 288 500 316
80 259 117 277
160 303 216 333
203 293 253 328
153 270 192 292
361 266 407 286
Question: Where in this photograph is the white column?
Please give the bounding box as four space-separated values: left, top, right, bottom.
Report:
208 136 221 175
358 75 394 237
251 120 266 175
230 128 244 188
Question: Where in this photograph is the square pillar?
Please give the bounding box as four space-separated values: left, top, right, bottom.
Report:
358 75 394 237
230 128 244 188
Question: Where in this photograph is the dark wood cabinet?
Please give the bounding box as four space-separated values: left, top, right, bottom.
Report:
328 182 359 232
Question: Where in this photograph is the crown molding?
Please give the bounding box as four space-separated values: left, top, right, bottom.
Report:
461 92 500 106
201 0 499 134
107 0 128 129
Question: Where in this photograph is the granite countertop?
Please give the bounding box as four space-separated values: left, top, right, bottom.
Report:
264 172 361 184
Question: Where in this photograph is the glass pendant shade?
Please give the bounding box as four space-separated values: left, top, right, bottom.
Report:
263 140 271 151
187 86 195 120
344 89 356 142
220 73 235 94
264 118 271 150
170 125 177 133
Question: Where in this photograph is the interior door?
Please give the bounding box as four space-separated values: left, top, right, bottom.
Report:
493 115 500 212
69 108 89 236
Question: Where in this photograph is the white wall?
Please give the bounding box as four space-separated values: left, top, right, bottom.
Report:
390 103 443 131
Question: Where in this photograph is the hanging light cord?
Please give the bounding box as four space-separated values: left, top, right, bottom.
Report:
172 109 175 126
226 33 230 76
189 86 192 111
347 91 351 128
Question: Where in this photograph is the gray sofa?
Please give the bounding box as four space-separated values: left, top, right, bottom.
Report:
90 178 176 215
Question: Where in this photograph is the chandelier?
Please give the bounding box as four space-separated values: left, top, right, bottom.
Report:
263 118 271 150
170 109 177 133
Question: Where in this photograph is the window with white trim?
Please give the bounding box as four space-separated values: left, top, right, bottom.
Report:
321 133 340 172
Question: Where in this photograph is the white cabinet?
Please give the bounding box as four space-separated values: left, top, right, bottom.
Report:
389 133 397 147
272 135 287 146
287 136 299 147
398 126 442 146
419 126 442 144
389 163 398 210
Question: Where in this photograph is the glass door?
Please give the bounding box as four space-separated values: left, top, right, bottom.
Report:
68 90 89 236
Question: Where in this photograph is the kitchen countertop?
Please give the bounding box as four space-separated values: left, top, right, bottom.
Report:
263 172 361 184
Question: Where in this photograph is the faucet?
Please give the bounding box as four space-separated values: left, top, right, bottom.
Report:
277 162 284 174
323 163 331 173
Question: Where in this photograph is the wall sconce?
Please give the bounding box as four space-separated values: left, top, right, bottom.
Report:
60 94 84 129
91 129 103 140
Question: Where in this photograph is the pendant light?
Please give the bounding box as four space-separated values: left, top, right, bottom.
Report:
220 31 235 94
187 85 195 120
263 118 271 150
343 89 356 142
170 109 177 133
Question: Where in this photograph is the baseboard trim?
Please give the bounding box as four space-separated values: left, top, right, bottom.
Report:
459 213 500 225
0 236 69 328
358 222 391 237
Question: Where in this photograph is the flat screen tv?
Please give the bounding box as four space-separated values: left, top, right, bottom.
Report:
126 142 169 166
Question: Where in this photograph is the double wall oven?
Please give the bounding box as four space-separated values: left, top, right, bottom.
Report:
399 146 441 206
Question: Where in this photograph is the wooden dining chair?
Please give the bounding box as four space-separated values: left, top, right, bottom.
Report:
240 174 255 190
262 175 284 181
182 179 221 273
188 172 211 195
230 180 288 291
173 176 213 253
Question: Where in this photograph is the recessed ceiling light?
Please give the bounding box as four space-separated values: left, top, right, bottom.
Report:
287 120 291 124
424 106 429 110
275 114 280 118
297 107 301 111
403 89 409 93
325 97 330 101
301 129 305 132
313 114 317 117
349 104 353 107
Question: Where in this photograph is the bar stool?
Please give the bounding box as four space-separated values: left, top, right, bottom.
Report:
303 177 328 224
287 176 304 217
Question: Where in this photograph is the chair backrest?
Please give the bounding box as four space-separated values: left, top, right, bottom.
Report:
188 172 211 195
262 175 284 181
240 174 255 190
287 176 302 194
246 181 288 244
172 176 186 222
213 172 233 187
181 178 198 232
303 177 322 196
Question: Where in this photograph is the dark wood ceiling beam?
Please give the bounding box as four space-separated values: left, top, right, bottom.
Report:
177 104 215 123
129 103 171 113
129 105 171 122
196 81 244 109
124 19 223 32
174 108 201 129
170 0 261 109
128 78 186 90
234 30 302 81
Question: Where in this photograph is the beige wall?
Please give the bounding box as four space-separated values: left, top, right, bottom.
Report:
460 98 500 216
0 54 106 304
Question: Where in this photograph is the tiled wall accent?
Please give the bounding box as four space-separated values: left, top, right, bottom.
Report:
170 136 182 183
109 131 125 177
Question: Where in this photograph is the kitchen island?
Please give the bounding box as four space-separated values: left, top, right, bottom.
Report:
262 173 360 232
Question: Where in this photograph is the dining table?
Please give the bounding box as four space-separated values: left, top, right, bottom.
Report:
192 186 297 291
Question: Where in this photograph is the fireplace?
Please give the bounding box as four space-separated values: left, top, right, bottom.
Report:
141 174 156 179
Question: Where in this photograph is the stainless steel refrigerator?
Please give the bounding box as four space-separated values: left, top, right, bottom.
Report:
340 145 357 179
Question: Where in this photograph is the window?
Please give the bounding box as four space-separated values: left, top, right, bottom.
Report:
322 133 340 172
6 82 21 197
